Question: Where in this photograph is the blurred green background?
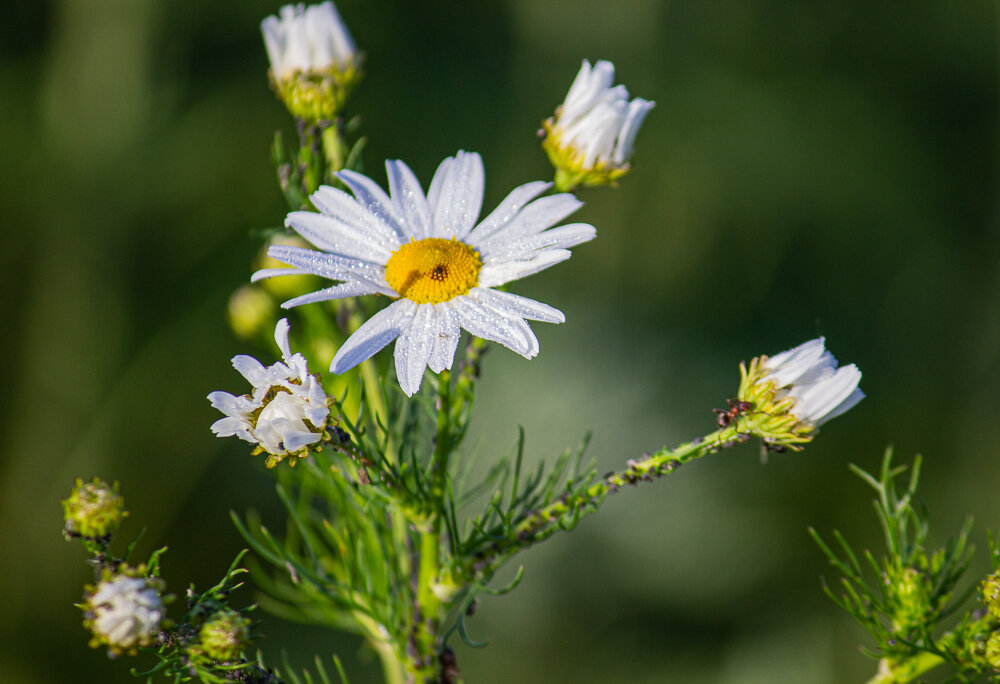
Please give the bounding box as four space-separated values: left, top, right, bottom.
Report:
1 0 998 682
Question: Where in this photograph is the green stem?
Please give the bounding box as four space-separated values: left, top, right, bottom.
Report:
466 426 742 577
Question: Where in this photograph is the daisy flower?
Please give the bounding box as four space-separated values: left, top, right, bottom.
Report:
252 150 596 396
542 59 654 189
208 318 330 467
737 337 864 450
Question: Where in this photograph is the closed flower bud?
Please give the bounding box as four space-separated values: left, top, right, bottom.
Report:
890 566 932 632
987 631 1000 671
982 569 1000 621
198 609 252 661
209 318 331 467
62 477 128 539
261 2 362 121
227 285 275 340
542 59 654 191
735 337 864 450
83 570 165 655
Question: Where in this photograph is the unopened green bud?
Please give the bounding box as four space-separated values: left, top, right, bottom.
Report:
890 566 932 632
986 631 1000 671
62 477 128 539
198 609 252 661
227 286 275 340
982 570 1000 621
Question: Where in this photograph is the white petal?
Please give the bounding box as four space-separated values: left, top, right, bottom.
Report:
207 391 252 416
310 184 403 250
613 98 654 164
265 244 389 286
251 267 303 283
477 222 596 261
335 169 407 240
478 249 572 287
281 280 392 309
764 338 827 387
468 288 565 323
393 305 436 396
232 355 268 386
796 365 863 424
386 160 433 240
427 304 462 373
427 151 485 240
331 300 416 374
479 193 583 244
286 211 393 263
451 296 537 358
210 416 254 442
274 318 292 359
465 181 552 244
816 387 865 426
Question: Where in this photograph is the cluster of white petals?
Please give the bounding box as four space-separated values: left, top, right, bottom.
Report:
253 150 596 396
89 576 164 650
551 59 655 169
762 337 864 427
209 319 329 457
261 1 356 78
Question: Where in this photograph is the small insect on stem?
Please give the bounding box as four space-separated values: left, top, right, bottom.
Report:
712 398 754 428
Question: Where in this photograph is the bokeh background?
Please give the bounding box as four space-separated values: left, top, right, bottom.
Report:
2 0 998 682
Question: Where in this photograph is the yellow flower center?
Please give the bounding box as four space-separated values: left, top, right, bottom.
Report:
384 238 482 304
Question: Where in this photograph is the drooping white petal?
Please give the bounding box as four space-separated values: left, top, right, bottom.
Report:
794 365 863 424
427 304 462 373
331 299 416 374
426 151 485 239
232 355 268 385
816 387 866 426
393 304 437 396
386 160 433 240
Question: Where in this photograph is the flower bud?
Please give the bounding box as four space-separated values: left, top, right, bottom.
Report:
227 286 275 340
542 59 654 191
987 631 1000 671
198 609 252 661
83 570 165 655
735 337 864 450
982 569 1000 622
62 477 128 539
209 318 331 468
262 2 362 122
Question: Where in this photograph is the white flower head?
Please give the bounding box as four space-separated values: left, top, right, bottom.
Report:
261 2 361 121
737 337 864 450
543 59 655 189
262 2 356 78
761 338 865 427
252 150 597 397
208 318 330 467
86 574 165 654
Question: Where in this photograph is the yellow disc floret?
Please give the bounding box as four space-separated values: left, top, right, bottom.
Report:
384 238 482 304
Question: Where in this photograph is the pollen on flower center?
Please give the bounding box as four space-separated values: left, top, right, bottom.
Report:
384 238 482 304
